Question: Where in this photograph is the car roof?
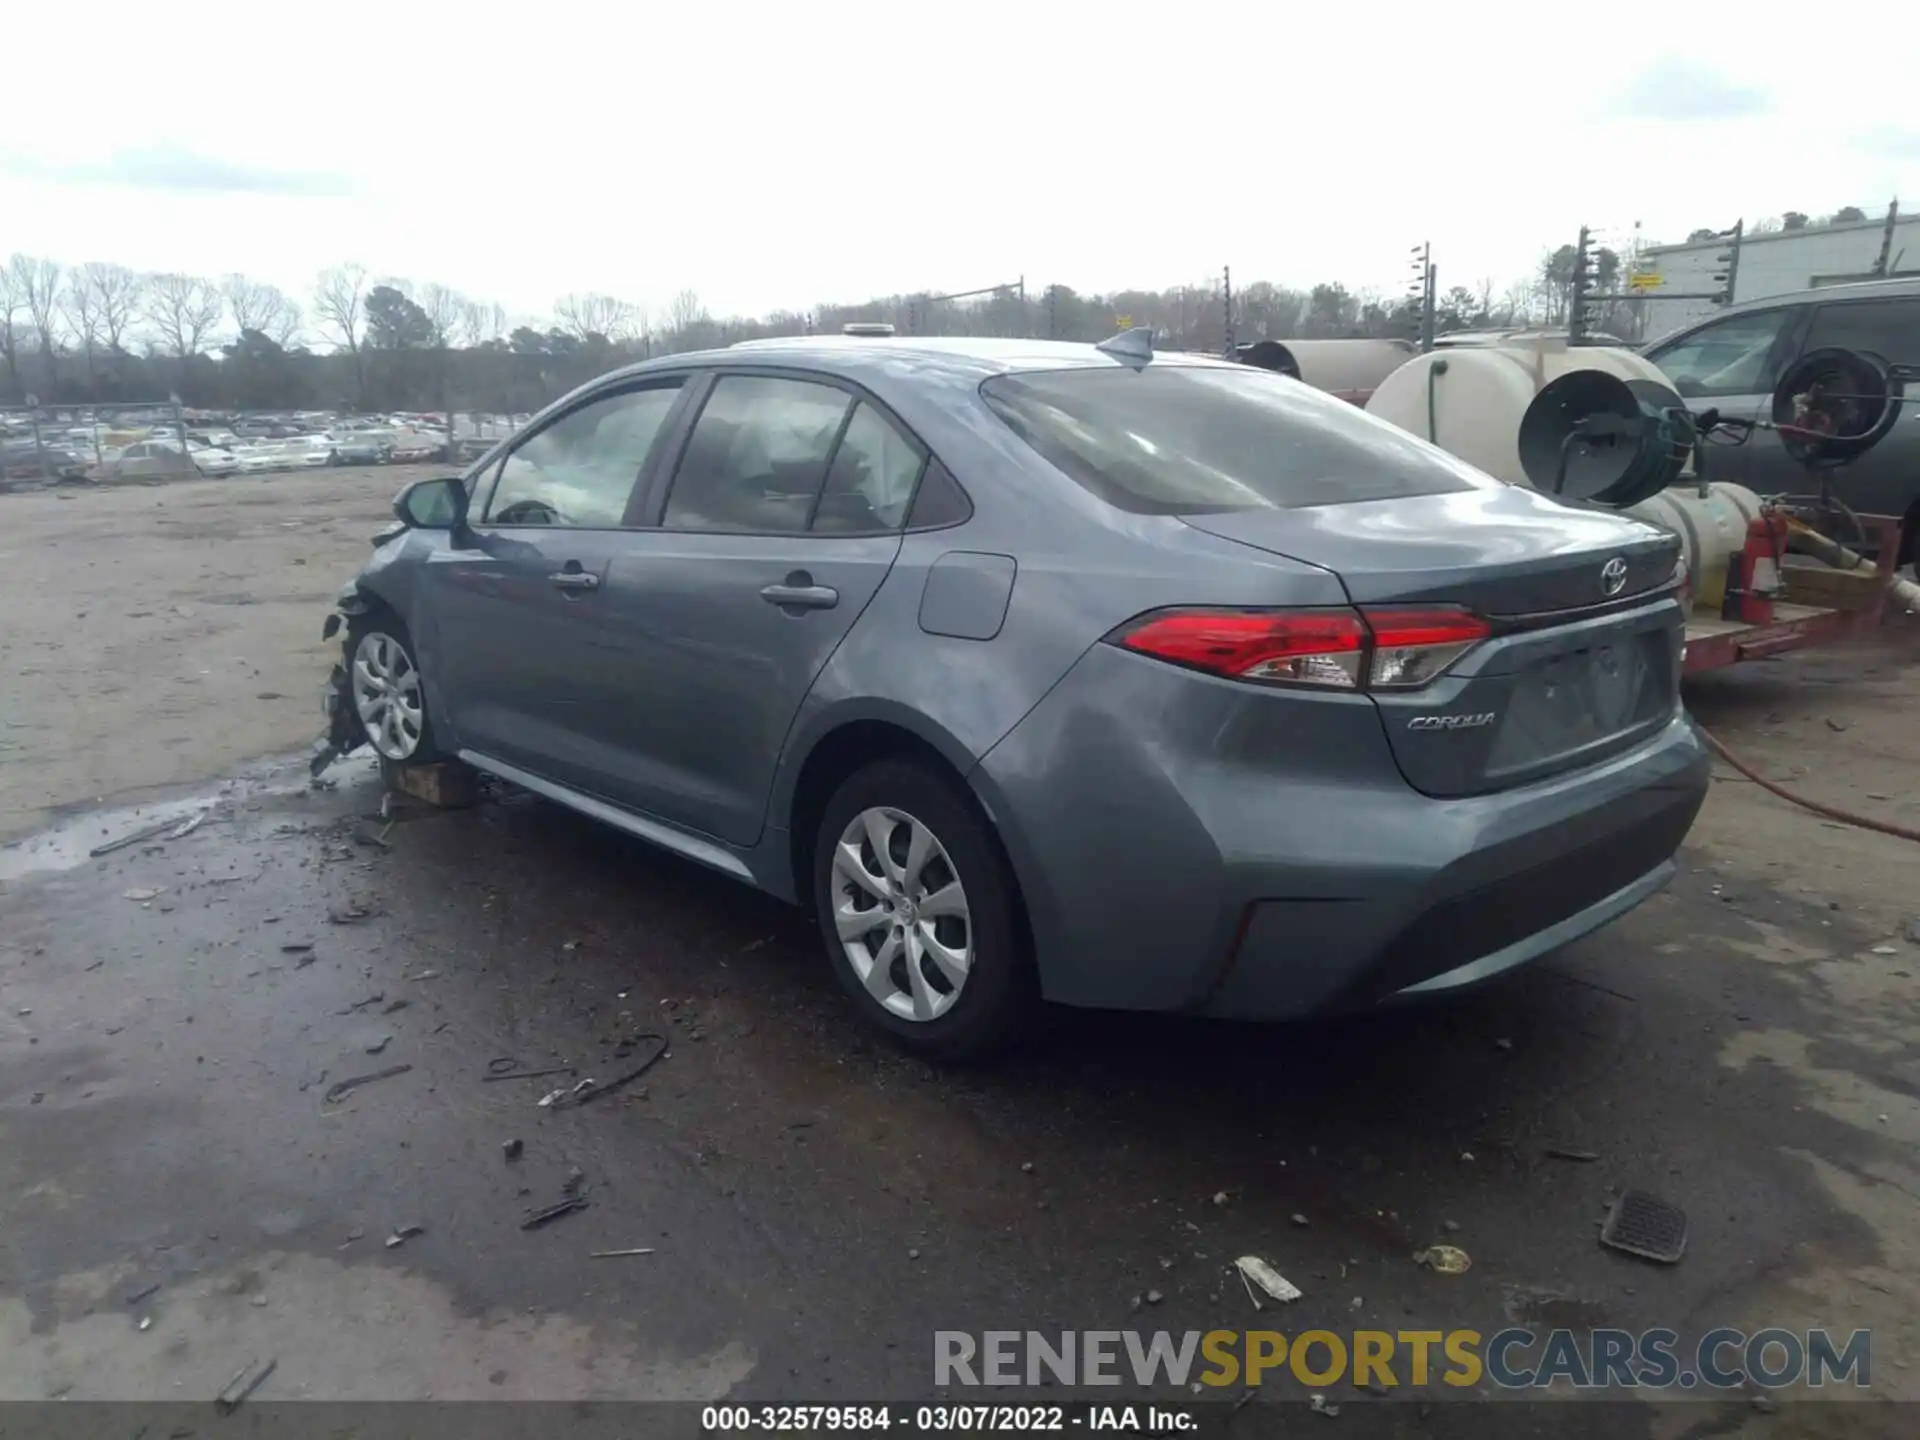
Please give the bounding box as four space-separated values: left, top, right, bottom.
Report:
1715 275 1920 318
599 334 1240 390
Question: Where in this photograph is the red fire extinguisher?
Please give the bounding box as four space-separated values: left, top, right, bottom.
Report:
1723 510 1790 625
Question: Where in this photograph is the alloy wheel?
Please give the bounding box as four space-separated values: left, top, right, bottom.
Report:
351 631 425 761
830 806 973 1022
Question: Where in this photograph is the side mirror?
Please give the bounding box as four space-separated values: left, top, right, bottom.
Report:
394 475 469 530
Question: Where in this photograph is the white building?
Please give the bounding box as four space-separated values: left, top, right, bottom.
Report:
1634 207 1919 339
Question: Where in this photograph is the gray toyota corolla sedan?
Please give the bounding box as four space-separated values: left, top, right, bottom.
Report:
319 331 1709 1058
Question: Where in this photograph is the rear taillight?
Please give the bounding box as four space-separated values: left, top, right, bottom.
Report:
1113 606 1487 690
1363 608 1490 689
1116 610 1367 687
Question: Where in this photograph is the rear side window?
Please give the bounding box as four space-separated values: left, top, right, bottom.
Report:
811 402 926 532
979 365 1487 514
1803 298 1920 365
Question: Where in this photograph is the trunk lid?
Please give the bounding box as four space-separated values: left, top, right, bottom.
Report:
1181 488 1685 797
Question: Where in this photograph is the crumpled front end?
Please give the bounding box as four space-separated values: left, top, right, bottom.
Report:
310 589 373 776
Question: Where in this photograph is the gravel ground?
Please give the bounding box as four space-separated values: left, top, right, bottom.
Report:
2 478 1918 1432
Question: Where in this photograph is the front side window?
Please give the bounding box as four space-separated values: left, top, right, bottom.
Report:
981 364 1489 514
662 376 852 533
485 381 683 527
1648 309 1794 398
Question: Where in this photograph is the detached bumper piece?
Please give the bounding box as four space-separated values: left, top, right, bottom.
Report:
310 654 364 777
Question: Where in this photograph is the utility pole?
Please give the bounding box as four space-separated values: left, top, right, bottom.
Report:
1017 275 1026 338
1409 242 1435 351
1568 226 1594 344
1712 220 1743 306
1046 284 1057 339
1874 198 1900 278
1222 265 1235 357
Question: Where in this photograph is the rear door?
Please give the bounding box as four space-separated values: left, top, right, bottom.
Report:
1786 295 1920 523
575 370 915 844
1644 303 1804 492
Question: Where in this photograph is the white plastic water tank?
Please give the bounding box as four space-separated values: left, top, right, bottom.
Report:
1365 339 1679 485
1361 338 1761 611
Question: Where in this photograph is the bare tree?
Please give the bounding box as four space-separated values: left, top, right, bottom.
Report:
554 292 637 341
667 289 706 334
313 263 370 400
262 295 303 349
144 273 225 364
77 263 143 354
60 272 106 386
453 293 499 347
15 257 64 390
418 283 465 348
1 256 33 399
222 274 300 347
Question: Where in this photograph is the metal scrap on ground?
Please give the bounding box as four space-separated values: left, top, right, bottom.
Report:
322 1064 412 1104
521 1196 589 1230
89 808 208 857
542 1035 670 1110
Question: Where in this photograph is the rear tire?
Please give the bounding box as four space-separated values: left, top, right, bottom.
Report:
813 760 1035 1060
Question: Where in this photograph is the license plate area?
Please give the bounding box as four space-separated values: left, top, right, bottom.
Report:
1486 632 1670 776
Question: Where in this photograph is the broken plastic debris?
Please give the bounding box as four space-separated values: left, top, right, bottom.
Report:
1234 1256 1302 1307
384 1224 425 1248
214 1356 276 1414
1413 1244 1472 1275
123 887 163 902
1308 1394 1339 1417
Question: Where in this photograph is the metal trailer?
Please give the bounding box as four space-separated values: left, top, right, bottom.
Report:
1681 511 1909 673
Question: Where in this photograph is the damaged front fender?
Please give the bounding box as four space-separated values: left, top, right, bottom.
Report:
313 587 375 774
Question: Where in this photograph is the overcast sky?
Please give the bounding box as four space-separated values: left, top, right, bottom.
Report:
3 1 1913 328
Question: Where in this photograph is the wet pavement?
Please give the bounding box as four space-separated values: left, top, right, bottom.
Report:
1 741 1917 1432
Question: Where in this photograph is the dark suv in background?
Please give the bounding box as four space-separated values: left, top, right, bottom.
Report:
1642 278 1920 561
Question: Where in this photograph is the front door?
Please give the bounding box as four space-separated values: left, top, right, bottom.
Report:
1646 304 1802 493
1788 295 1920 525
423 377 691 788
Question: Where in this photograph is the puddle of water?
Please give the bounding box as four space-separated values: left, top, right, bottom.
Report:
0 756 367 884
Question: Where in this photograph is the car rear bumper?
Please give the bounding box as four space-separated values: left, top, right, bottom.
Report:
972 642 1708 1020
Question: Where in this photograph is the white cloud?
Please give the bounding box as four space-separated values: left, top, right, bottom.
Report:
0 0 1912 326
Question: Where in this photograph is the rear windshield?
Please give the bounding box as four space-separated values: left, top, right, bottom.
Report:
980 364 1491 514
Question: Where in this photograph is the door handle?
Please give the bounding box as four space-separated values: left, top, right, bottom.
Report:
760 582 839 610
549 571 600 592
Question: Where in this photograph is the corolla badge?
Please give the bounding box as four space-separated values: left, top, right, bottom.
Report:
1601 556 1630 597
1408 712 1497 731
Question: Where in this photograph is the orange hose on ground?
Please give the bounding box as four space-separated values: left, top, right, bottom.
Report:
1694 722 1920 846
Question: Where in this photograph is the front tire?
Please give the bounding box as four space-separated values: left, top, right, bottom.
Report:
813 760 1034 1060
345 614 441 773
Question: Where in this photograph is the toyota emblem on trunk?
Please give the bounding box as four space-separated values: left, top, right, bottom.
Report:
1600 556 1629 597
